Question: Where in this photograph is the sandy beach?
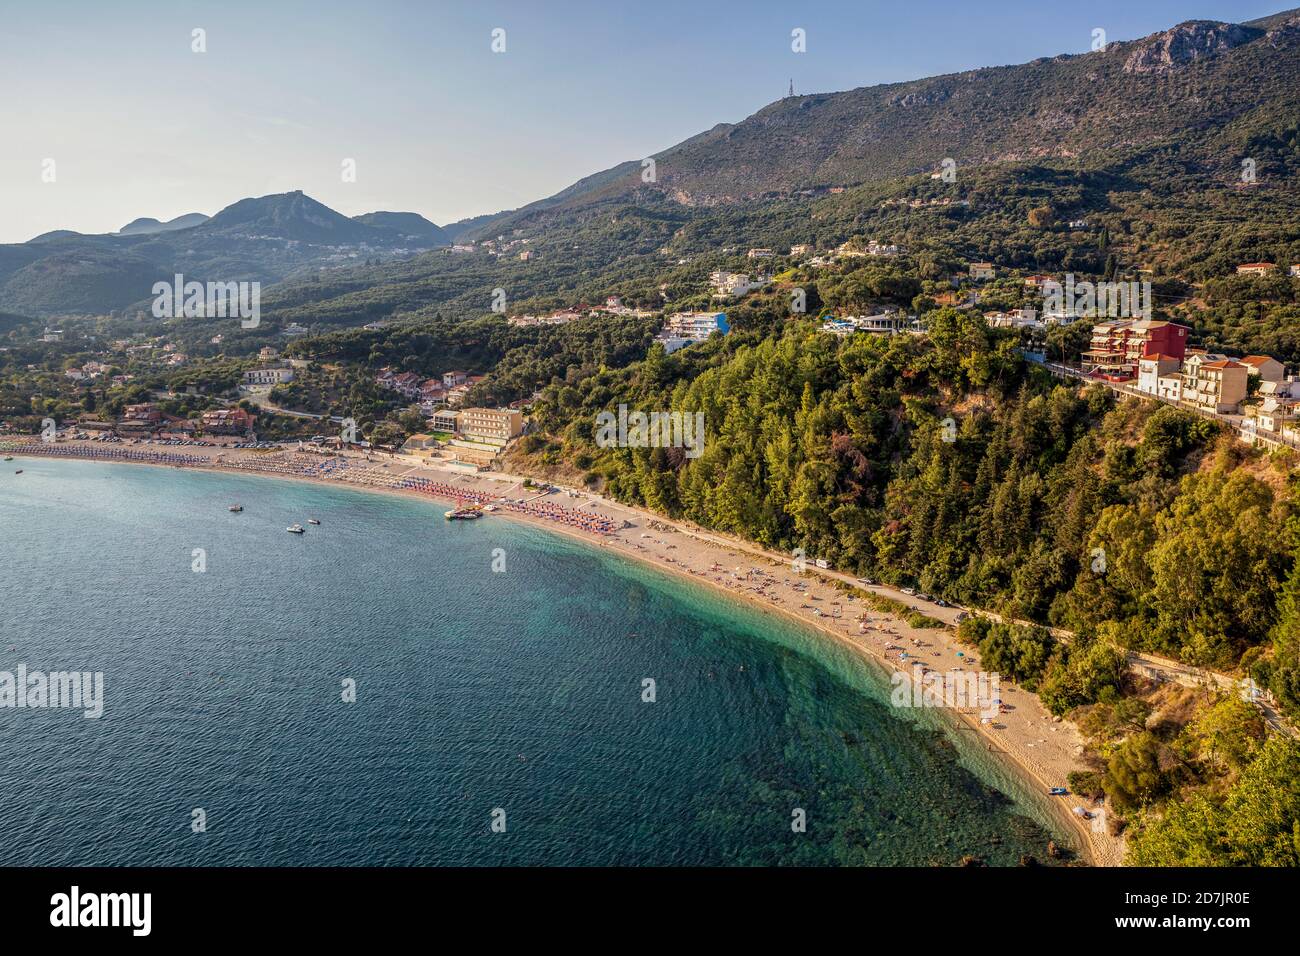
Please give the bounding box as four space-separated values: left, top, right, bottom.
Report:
2 436 1123 865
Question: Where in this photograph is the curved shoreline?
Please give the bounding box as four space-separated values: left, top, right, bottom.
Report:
4 441 1118 865
540 518 1105 864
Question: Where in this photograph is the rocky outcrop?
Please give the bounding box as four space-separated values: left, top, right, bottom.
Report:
1123 20 1257 74
1265 14 1300 46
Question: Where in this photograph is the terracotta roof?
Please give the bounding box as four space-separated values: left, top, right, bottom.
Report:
1202 360 1245 370
1240 355 1278 367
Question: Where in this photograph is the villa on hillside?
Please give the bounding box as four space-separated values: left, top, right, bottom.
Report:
821 313 902 336
657 311 729 353
985 308 1040 330
709 270 765 299
243 367 294 386
1236 262 1276 276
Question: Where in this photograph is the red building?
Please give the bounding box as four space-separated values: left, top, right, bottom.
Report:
1082 320 1189 381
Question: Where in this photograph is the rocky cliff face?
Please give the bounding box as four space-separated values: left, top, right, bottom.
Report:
1266 14 1300 45
1123 20 1258 74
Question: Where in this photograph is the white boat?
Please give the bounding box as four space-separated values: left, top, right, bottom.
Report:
286 524 305 534
307 518 320 525
229 505 243 513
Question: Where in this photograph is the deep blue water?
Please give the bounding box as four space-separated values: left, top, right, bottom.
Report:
0 458 1064 865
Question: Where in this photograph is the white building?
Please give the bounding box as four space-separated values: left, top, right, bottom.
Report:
984 308 1040 330
243 367 295 385
1136 355 1181 397
657 312 729 352
709 271 762 299
821 313 903 336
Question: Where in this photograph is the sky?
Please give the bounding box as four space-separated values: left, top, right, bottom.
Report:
0 0 1286 243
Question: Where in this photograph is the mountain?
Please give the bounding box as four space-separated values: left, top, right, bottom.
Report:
0 247 164 316
7 7 1300 322
117 213 210 236
352 211 450 246
201 190 382 244
245 7 1300 339
0 191 448 316
468 10 1300 233
27 230 86 243
441 210 516 244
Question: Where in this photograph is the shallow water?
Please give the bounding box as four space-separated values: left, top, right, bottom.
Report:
0 458 1063 865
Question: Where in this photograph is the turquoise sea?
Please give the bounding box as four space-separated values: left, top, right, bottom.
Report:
0 458 1068 865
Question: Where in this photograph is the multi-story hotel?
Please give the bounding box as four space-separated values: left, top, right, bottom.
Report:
457 407 524 445
1082 319 1189 380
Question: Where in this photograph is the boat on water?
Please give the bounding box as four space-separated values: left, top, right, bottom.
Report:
14 469 22 474
3 456 12 461
229 505 243 513
307 518 320 525
444 508 482 521
286 524 306 534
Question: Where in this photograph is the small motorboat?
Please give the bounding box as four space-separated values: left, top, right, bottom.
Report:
286 524 306 534
229 505 243 513
14 469 22 474
3 456 12 461
307 518 320 525
1048 787 1068 796
444 508 482 520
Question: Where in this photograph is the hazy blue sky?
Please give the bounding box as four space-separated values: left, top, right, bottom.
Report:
0 0 1284 242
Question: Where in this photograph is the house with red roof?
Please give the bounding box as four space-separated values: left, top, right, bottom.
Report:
1236 262 1276 276
1185 358 1249 414
1239 355 1285 383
